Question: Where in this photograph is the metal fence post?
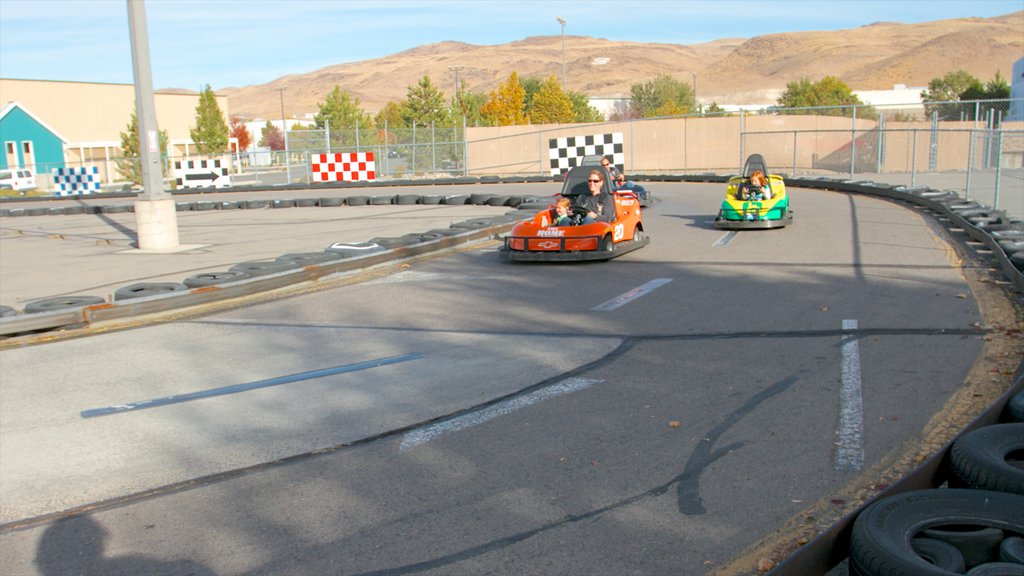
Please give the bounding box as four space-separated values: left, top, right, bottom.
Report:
911 128 918 188
993 130 1003 211
325 119 330 154
431 121 437 174
929 112 938 172
462 115 468 177
792 131 797 176
849 104 856 178
966 128 975 201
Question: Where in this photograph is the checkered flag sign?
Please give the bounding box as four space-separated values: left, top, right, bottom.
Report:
548 132 624 176
311 152 376 182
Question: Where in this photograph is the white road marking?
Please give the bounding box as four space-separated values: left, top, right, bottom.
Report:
835 319 865 471
713 231 738 246
399 377 602 452
592 278 673 312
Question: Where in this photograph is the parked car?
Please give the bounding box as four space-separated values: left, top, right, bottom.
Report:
0 168 36 192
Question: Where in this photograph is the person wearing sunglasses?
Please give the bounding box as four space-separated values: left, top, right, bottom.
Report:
574 169 616 224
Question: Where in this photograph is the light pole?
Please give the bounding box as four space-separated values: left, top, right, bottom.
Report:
277 86 290 183
448 65 464 95
556 17 566 86
690 71 698 114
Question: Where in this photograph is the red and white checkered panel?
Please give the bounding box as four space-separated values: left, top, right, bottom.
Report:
311 152 376 182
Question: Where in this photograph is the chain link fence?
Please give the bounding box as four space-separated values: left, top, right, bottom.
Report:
18 98 1023 219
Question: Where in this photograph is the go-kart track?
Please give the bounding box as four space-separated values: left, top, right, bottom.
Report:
0 178 1021 576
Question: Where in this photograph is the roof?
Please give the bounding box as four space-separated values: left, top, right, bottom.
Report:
0 101 69 144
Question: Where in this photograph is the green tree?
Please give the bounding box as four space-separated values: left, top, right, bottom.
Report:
921 70 1009 121
481 71 528 126
375 101 407 130
568 91 603 122
259 121 284 151
455 91 489 126
403 76 449 127
921 70 982 103
529 75 575 124
776 76 876 118
314 86 371 131
629 74 694 118
118 108 168 186
189 84 229 154
520 76 543 113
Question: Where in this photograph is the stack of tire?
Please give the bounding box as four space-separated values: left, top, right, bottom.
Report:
849 388 1024 575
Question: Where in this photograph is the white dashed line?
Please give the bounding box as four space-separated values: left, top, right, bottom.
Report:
835 319 865 471
592 278 673 312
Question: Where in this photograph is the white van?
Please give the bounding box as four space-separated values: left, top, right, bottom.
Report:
0 168 36 192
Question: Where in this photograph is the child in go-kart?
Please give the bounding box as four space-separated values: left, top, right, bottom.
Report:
739 170 772 201
550 197 573 226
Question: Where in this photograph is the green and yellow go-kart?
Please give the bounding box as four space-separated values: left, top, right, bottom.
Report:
714 154 793 230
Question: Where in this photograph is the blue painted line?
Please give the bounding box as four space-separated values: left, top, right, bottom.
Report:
81 353 425 419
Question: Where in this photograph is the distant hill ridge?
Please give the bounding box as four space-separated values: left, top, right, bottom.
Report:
216 11 1023 120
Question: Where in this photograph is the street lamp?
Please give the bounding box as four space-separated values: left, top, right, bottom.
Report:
556 17 566 85
277 86 290 183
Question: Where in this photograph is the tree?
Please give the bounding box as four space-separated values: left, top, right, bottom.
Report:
568 91 604 123
921 70 1009 121
529 75 575 124
776 76 876 118
481 71 528 126
259 121 284 151
452 91 489 126
921 70 982 103
189 84 229 154
314 86 371 131
520 76 543 112
374 101 407 130
118 108 168 186
629 74 694 118
229 116 251 153
403 76 449 127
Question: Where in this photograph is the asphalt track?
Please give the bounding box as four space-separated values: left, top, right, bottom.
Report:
0 181 1021 575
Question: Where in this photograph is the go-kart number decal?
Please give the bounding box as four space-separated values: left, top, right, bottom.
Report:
613 224 625 241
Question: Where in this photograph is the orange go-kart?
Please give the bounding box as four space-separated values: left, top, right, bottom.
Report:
501 163 649 262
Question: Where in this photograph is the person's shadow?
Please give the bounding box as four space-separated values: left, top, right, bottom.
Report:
36 515 216 576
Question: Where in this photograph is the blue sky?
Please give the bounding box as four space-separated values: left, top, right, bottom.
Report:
0 0 1020 90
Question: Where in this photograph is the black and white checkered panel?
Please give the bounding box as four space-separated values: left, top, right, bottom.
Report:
548 132 624 177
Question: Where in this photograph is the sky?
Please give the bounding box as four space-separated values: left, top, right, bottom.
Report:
0 0 1020 91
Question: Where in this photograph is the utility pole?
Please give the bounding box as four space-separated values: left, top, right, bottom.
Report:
127 0 180 251
277 87 290 184
556 17 566 86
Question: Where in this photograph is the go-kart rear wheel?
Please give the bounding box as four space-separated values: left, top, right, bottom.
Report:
633 227 644 243
600 234 614 252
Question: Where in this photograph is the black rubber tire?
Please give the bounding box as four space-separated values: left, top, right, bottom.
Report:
950 424 1024 494
194 201 217 211
1011 253 1024 272
601 234 614 252
633 227 645 243
997 241 1024 254
419 195 444 205
965 563 1024 575
218 201 240 210
295 198 318 208
449 219 493 230
100 204 132 214
113 282 188 301
26 207 48 216
443 195 469 205
920 526 1005 569
272 199 295 209
346 196 370 206
0 305 19 317
24 295 105 313
183 271 250 288
62 205 86 215
469 193 495 205
369 195 392 205
992 230 1024 241
275 252 339 265
318 197 345 207
368 236 419 248
485 195 509 206
175 202 193 211
1000 536 1024 564
850 489 1024 576
228 261 296 277
244 200 269 209
395 194 421 205
1006 390 1024 423
324 241 386 258
911 538 967 573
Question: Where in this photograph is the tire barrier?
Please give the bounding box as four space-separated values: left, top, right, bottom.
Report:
295 198 318 208
244 199 269 209
112 282 188 302
183 270 250 288
324 241 386 258
275 252 341 265
271 199 295 209
1007 390 1024 423
23 295 106 313
218 201 241 210
1 305 18 317
850 489 1024 576
318 197 345 207
228 260 299 277
194 201 217 211
949 423 1024 495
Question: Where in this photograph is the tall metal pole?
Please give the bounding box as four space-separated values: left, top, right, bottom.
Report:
690 71 698 114
556 17 566 85
127 0 179 250
277 87 290 183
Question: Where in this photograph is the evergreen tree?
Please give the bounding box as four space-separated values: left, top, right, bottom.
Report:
481 71 528 126
189 84 229 154
118 108 168 186
776 76 876 118
629 74 694 118
568 91 603 123
314 86 371 131
529 75 575 124
403 76 449 127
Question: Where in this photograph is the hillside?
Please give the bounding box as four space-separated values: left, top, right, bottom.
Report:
218 11 1023 120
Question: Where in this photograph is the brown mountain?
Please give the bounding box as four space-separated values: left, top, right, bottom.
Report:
219 11 1023 120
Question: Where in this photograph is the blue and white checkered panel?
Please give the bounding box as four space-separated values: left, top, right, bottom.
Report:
547 132 624 176
52 166 101 196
